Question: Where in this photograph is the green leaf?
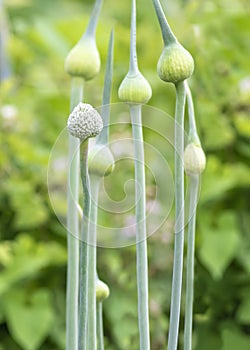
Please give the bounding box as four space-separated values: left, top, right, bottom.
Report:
221 325 250 350
48 290 66 350
4 289 54 350
198 211 240 279
0 234 66 295
0 242 12 267
0 298 4 324
234 113 250 138
104 290 138 348
5 178 48 230
236 292 250 324
195 322 222 350
197 102 235 150
200 156 250 203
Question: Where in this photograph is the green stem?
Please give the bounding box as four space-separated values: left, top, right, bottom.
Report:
184 81 200 144
87 176 100 350
97 302 104 350
152 0 177 46
184 175 199 350
96 29 114 146
88 29 114 350
184 80 200 350
167 81 186 350
78 141 90 350
66 77 84 350
130 104 150 350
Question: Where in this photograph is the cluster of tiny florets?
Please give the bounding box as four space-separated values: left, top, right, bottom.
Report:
67 103 103 141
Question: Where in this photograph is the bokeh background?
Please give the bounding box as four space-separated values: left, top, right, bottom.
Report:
1 0 250 349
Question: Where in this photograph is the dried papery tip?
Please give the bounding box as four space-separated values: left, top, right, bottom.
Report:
88 145 115 177
67 103 103 141
65 36 100 80
96 279 110 302
184 143 206 176
157 43 194 84
118 72 152 105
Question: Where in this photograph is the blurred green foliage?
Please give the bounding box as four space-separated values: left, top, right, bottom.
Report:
0 0 250 349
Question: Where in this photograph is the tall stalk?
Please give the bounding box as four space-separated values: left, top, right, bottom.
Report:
78 140 90 350
131 105 150 350
167 82 186 350
183 175 198 350
183 82 206 350
97 302 104 350
151 2 194 349
86 175 100 350
96 29 114 147
118 1 152 349
65 1 103 349
78 28 114 350
66 78 84 350
67 103 103 350
95 30 114 350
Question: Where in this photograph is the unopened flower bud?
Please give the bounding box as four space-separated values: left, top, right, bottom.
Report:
67 103 103 141
184 143 206 176
88 145 115 177
118 72 152 105
157 43 194 84
65 36 100 80
96 279 110 302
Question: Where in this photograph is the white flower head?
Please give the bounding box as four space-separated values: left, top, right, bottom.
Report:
67 103 103 141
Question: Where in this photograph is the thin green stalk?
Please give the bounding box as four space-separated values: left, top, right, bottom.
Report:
93 29 114 350
118 1 151 348
78 141 90 350
87 176 100 350
184 82 196 135
76 2 103 349
130 104 150 350
97 302 104 350
167 81 186 350
96 29 114 146
66 77 84 350
183 80 201 350
184 81 200 144
184 175 199 350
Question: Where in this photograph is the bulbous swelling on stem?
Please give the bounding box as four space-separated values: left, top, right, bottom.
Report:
118 72 152 105
65 36 101 80
157 43 194 84
67 103 103 141
96 279 110 302
184 143 206 176
88 144 115 177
